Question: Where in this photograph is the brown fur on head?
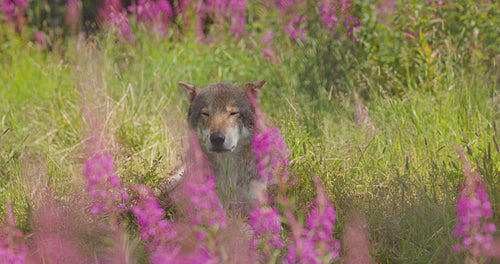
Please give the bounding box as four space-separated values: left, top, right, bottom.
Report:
179 80 266 153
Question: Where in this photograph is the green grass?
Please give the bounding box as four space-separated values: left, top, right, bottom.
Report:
1 18 499 264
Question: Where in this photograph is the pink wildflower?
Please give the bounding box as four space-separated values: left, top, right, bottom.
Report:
35 31 47 48
452 147 497 259
1 0 28 32
0 199 27 264
83 150 129 216
128 0 173 36
65 0 81 31
131 185 176 252
284 175 340 263
320 0 339 34
97 0 134 43
249 92 290 183
229 0 246 39
181 132 227 229
284 14 307 41
354 99 370 126
261 30 278 62
452 187 497 256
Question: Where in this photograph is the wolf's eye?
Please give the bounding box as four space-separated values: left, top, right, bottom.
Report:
201 112 209 117
230 112 240 116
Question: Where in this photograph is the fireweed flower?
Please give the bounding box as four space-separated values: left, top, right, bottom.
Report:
182 132 227 229
452 147 497 259
249 205 284 252
249 92 339 262
1 0 28 32
65 0 81 31
344 15 361 42
229 0 246 39
195 0 207 41
249 92 290 184
320 0 339 34
147 133 226 263
202 0 246 41
0 199 27 264
354 99 370 126
128 0 173 37
35 31 47 48
131 185 176 252
83 151 129 216
284 14 307 41
284 175 340 263
452 187 497 256
97 0 134 43
377 0 396 23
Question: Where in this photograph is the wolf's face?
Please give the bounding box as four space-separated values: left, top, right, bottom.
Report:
179 80 265 154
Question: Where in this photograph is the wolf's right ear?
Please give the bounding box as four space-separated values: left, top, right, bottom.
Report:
179 82 201 103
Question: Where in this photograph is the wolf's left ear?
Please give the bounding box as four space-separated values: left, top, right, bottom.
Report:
244 79 266 100
179 82 201 103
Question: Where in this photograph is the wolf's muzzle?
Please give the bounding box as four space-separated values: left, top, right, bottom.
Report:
210 132 226 147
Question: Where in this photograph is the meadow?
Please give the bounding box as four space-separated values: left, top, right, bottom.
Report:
1 0 499 263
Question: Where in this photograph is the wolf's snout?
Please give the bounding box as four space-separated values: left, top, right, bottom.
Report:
210 132 225 147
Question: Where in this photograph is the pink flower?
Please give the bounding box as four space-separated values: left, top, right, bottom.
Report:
97 0 134 43
452 147 498 259
131 185 176 252
128 0 173 36
0 199 27 264
249 206 284 255
284 14 307 41
249 93 290 183
181 132 227 228
1 0 28 31
65 0 81 31
229 0 246 38
284 175 340 262
83 150 129 216
35 31 47 48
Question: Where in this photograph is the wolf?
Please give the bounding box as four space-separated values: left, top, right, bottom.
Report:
178 80 267 210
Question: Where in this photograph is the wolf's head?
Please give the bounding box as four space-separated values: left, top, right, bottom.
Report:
179 80 266 154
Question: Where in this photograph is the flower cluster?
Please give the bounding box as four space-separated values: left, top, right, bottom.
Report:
97 0 134 43
131 185 176 252
261 30 277 61
452 146 498 260
249 93 290 184
452 186 497 256
65 0 81 31
284 14 307 41
248 205 284 252
200 0 248 41
182 132 227 229
229 0 246 38
83 151 130 215
0 200 27 264
354 98 370 126
376 0 396 21
252 126 290 183
284 175 340 263
344 15 361 42
249 92 340 263
128 0 173 37
0 0 27 31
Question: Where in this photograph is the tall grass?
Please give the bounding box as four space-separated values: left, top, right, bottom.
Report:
1 0 499 263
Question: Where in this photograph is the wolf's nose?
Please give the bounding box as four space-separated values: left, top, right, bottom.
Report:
210 132 225 147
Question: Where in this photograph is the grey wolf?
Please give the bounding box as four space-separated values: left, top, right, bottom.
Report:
178 80 267 209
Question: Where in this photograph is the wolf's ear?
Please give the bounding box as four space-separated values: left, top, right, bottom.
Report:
244 79 266 100
179 82 201 103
